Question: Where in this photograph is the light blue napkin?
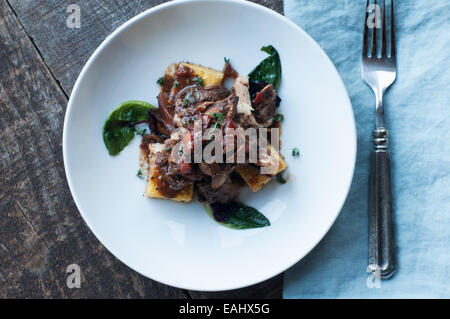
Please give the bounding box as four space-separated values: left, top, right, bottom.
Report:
283 0 450 298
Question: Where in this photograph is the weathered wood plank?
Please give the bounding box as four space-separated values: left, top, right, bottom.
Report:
252 0 283 14
189 274 283 299
0 189 79 298
6 0 164 96
2 0 284 298
0 0 187 298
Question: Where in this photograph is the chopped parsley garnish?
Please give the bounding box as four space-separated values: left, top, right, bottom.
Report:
137 169 144 179
165 146 171 152
273 114 284 122
183 93 195 106
167 104 174 109
292 147 300 157
210 112 224 129
224 57 230 63
157 77 165 86
193 76 204 87
275 173 287 184
195 91 200 100
210 112 224 121
173 81 179 88
135 128 147 136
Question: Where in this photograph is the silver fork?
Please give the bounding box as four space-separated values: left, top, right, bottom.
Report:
361 0 397 279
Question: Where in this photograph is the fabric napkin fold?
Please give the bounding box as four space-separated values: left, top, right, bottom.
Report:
283 0 450 298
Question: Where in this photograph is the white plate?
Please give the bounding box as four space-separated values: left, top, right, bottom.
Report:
63 0 356 291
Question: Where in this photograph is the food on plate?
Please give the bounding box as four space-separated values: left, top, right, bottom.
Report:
145 142 194 202
102 45 287 229
180 62 224 87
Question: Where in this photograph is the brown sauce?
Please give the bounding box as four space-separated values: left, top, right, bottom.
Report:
162 74 174 94
223 62 239 79
165 65 198 103
140 139 151 159
152 169 177 198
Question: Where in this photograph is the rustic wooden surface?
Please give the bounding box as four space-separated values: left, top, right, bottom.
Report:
0 0 284 298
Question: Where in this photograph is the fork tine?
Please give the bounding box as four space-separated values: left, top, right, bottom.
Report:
371 0 377 57
362 0 370 56
380 0 386 56
390 0 396 57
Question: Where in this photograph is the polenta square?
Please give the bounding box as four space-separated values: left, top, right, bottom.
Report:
235 144 287 192
145 143 194 202
180 62 224 87
235 165 272 192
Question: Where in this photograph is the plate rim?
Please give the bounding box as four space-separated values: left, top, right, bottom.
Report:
63 0 357 291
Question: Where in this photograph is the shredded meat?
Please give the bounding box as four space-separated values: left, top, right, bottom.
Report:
251 84 277 125
172 85 231 128
198 163 234 190
144 63 282 204
154 152 191 191
152 92 176 135
232 77 276 128
196 178 239 204
232 76 253 116
204 94 238 120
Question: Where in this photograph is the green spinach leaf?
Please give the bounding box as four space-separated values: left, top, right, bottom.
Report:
205 202 271 229
275 173 287 184
103 100 156 156
248 45 282 90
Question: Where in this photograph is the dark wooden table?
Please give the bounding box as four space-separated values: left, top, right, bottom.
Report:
0 0 284 298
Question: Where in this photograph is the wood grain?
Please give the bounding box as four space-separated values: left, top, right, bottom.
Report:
189 274 283 299
1 0 284 298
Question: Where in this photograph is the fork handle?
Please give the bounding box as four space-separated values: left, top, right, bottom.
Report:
369 128 396 279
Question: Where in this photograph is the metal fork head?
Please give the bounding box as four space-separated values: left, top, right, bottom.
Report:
361 0 397 95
